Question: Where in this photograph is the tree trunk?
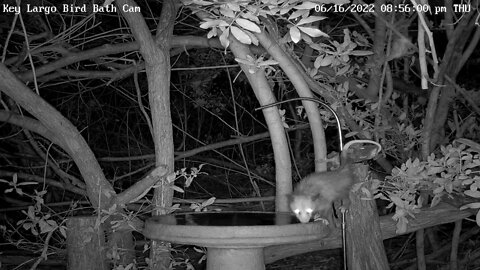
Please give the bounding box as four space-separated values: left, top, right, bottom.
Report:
346 165 390 270
67 216 108 270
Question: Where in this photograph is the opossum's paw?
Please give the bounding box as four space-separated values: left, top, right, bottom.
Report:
313 214 329 225
341 197 351 209
334 198 351 212
338 205 348 214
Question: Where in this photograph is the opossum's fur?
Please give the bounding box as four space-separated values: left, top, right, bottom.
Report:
289 153 354 223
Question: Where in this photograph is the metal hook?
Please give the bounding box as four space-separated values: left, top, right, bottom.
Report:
255 97 344 151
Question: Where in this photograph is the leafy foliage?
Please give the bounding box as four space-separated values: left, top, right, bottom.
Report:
183 0 348 47
374 143 480 233
0 0 479 268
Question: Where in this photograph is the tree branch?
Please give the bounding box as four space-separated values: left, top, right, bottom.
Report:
0 110 65 149
114 166 168 205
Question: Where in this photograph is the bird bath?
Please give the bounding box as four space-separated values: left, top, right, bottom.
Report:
143 211 330 270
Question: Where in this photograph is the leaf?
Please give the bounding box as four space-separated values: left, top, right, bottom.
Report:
477 210 480 226
16 188 24 196
302 33 313 44
309 43 326 51
298 26 328 37
433 186 444 194
102 0 115 6
460 202 480 210
35 190 47 196
341 54 350 62
39 219 55 233
185 176 194 187
454 138 480 152
296 16 326 26
219 5 235 18
172 185 184 193
219 28 230 48
22 222 31 230
294 2 318 9
59 226 67 238
47 219 57 227
427 166 444 175
289 26 301 43
462 178 474 185
349 50 373 56
345 131 359 137
190 203 201 211
445 181 453 193
199 19 228 29
202 197 216 206
240 11 260 23
314 55 332 68
226 2 241 11
230 26 251 44
27 206 36 219
395 216 408 234
464 189 480 198
235 56 254 66
193 246 205 253
288 9 309 20
167 172 177 183
191 0 213 6
335 64 349 75
446 157 458 166
430 195 442 207
124 263 136 270
244 29 260 45
235 18 261 33
279 7 290 15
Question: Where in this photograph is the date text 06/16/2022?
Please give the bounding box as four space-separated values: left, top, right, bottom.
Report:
314 3 470 15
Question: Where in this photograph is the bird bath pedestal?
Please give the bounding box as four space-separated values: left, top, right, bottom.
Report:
143 212 329 270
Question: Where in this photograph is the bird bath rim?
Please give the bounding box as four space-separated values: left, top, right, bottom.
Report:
143 211 330 248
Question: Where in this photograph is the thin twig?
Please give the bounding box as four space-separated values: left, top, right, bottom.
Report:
449 220 462 270
416 229 426 270
134 64 154 138
411 0 439 79
29 229 55 270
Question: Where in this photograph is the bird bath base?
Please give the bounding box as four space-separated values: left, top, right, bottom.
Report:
143 212 330 270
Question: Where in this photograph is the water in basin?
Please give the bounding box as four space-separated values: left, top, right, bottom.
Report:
156 211 301 226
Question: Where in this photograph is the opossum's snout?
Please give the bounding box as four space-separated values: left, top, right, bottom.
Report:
290 195 315 223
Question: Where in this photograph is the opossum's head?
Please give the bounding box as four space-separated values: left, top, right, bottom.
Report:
288 194 317 223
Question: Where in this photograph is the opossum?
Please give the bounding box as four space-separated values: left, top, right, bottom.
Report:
289 151 354 223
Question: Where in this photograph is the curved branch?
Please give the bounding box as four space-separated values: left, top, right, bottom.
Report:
229 36 292 212
114 166 168 205
255 30 327 173
0 110 65 148
0 63 115 209
13 36 265 83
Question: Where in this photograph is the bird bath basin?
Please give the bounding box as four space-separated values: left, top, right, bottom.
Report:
143 211 330 270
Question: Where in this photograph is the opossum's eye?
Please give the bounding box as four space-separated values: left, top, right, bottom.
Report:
293 209 300 214
306 208 313 214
